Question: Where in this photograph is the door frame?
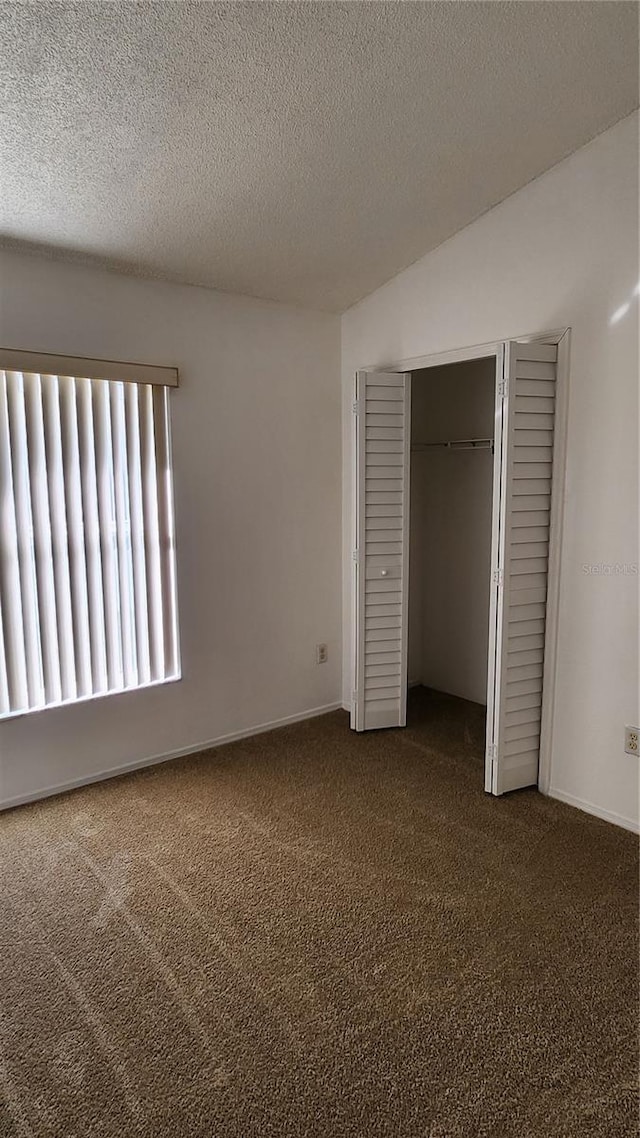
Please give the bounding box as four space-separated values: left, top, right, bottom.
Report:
350 325 571 795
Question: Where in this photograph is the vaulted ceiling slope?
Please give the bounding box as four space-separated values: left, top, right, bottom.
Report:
1 2 638 312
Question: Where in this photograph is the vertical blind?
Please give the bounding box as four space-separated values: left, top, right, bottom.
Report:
0 369 180 720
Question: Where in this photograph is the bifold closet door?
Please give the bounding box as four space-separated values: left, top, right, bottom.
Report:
486 340 558 794
352 370 410 731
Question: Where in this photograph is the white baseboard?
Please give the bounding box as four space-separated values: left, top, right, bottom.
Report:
12 705 635 834
548 786 639 834
0 701 343 812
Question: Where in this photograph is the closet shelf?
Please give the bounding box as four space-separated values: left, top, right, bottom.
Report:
411 437 494 452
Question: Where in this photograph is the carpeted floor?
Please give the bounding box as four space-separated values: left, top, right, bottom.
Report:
1 687 638 1138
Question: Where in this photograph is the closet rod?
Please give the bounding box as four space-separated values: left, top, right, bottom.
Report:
411 438 494 452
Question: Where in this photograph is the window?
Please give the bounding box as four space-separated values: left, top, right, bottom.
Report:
0 351 180 720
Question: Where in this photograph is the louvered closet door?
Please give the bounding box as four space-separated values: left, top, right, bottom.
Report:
352 370 410 731
486 341 558 794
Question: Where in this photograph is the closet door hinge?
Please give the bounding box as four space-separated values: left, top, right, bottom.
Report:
487 743 497 761
352 400 360 415
498 379 508 400
492 569 503 587
352 549 360 563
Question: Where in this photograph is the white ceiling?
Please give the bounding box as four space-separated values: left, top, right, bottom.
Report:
1 2 638 312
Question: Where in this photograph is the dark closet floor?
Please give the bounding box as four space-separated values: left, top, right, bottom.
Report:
405 683 487 767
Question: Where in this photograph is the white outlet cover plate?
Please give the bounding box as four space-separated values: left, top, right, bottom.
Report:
624 726 639 755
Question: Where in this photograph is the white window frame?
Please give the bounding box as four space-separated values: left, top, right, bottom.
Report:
0 347 181 720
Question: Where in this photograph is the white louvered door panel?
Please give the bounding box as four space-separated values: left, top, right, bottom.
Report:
352 370 410 731
486 341 558 794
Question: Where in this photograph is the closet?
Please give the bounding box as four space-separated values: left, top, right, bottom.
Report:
409 358 494 706
351 340 559 796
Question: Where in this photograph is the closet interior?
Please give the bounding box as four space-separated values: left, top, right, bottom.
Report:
408 357 496 728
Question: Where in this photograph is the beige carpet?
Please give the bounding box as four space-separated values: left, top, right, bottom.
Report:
1 687 638 1138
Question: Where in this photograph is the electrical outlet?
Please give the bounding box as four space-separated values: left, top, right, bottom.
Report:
625 726 639 756
316 643 328 665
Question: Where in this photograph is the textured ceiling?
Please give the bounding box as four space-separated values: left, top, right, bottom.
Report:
1 2 638 312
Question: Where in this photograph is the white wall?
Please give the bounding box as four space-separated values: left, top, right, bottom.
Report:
409 360 494 703
343 112 639 831
0 252 342 806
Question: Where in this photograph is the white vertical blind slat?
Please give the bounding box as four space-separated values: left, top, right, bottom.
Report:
125 383 151 685
93 379 124 690
5 371 45 708
59 377 94 698
0 373 29 712
0 593 10 715
111 382 138 689
42 375 77 702
23 372 62 704
76 378 109 694
153 386 179 678
140 384 165 682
